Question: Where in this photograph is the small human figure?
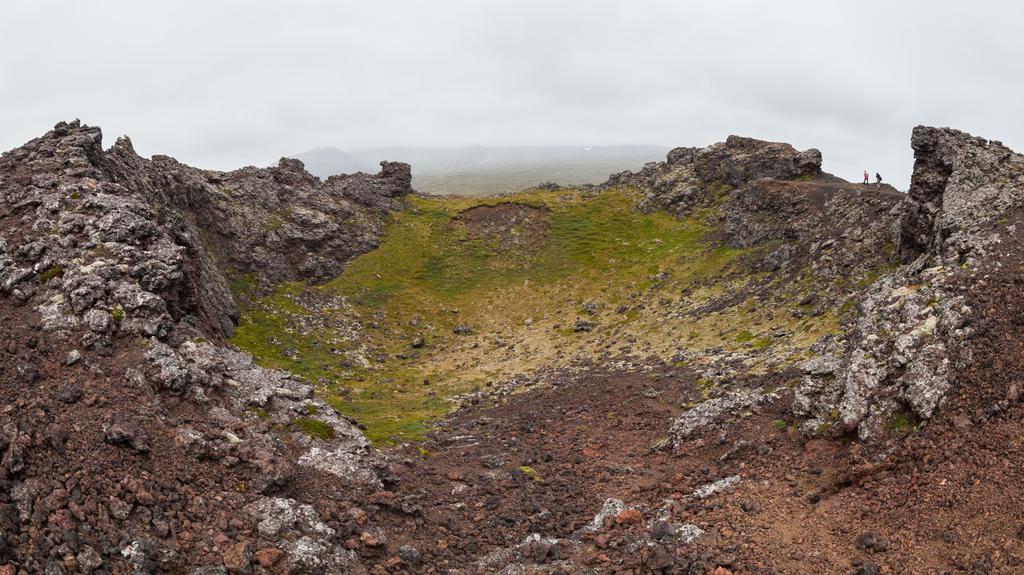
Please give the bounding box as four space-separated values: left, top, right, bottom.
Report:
875 172 882 185
863 170 869 184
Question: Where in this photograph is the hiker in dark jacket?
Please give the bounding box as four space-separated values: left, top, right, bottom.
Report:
875 172 882 185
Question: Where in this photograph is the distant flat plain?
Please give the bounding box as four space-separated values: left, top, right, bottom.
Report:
295 144 671 196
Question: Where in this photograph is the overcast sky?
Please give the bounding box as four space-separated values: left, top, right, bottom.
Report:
2 0 1022 189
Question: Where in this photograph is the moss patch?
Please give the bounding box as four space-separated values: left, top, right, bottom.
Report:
516 465 543 482
734 330 755 343
292 417 335 440
39 265 64 283
231 186 848 445
249 408 271 421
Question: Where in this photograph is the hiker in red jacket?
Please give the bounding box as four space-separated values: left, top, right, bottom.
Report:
863 170 869 184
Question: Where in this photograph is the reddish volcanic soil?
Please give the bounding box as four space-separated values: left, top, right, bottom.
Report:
361 248 1024 574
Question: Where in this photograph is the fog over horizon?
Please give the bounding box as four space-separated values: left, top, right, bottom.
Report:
3 0 1024 191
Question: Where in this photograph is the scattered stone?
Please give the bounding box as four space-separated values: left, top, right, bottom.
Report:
692 476 741 499
856 532 889 553
56 383 83 404
670 389 766 445
479 454 504 468
615 508 643 525
76 546 103 573
1008 383 1020 403
677 524 706 544
15 364 38 384
573 318 595 332
360 530 385 547
584 498 628 532
855 562 881 575
253 547 283 568
103 421 150 453
398 545 422 566
650 520 675 541
221 541 252 572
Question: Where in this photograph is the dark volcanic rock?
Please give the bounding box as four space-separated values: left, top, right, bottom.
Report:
55 383 83 404
100 135 412 336
3 119 1022 573
605 135 823 216
796 126 1024 440
899 125 1024 263
1 122 411 339
0 120 402 574
103 421 150 452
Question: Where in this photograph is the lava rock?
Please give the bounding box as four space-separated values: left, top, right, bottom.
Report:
398 545 422 566
103 422 150 453
55 383 83 404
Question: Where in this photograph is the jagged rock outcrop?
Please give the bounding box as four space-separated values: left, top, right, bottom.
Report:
636 128 1022 444
668 388 770 446
794 266 972 439
606 135 823 216
607 135 904 296
0 121 410 573
101 132 410 336
4 117 1022 572
603 136 911 450
899 126 1024 263
722 178 901 251
796 126 1024 439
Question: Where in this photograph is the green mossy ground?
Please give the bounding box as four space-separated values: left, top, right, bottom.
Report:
230 186 841 445
39 265 64 283
292 417 335 440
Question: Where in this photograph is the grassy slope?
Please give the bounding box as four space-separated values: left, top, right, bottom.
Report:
230 187 841 444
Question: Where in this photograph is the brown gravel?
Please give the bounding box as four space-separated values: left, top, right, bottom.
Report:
361 240 1024 574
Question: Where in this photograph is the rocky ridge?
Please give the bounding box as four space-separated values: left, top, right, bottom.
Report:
606 135 826 217
603 126 1023 444
378 127 1024 575
0 120 411 573
608 136 904 316
795 126 1024 439
0 119 1021 573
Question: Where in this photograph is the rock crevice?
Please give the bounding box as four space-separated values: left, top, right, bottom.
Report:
797 126 1024 439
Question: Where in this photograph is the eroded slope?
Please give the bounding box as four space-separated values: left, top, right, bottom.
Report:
231 141 903 445
0 121 412 574
2 121 1019 575
347 129 1024 575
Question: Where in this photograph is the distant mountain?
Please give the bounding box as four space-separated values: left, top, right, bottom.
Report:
292 146 371 177
293 145 671 196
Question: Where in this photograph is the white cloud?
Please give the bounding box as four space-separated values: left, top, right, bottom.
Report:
2 0 1022 189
